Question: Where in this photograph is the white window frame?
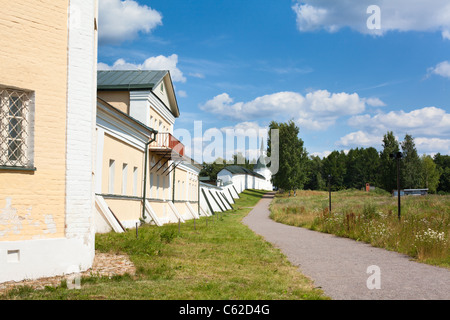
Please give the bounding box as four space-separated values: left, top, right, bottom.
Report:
122 163 128 195
109 159 115 194
132 166 138 196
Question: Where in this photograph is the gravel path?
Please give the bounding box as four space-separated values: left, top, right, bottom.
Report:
243 192 450 300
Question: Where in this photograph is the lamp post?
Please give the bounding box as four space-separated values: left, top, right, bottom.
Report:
328 175 332 213
390 152 403 221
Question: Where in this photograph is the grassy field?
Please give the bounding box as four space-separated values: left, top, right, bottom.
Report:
270 189 450 268
2 189 327 300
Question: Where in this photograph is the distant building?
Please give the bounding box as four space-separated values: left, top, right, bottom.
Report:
217 165 271 193
392 189 429 196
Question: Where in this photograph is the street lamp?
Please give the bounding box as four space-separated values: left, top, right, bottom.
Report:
328 175 332 213
390 152 403 221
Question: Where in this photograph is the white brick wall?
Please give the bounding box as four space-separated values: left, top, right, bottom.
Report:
65 0 97 244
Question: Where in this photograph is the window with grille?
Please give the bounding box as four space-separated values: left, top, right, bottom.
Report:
0 86 34 169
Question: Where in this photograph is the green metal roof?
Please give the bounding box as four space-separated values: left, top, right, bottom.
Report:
97 70 168 91
222 165 265 179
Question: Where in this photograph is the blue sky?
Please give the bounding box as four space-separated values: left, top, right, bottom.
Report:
97 0 450 162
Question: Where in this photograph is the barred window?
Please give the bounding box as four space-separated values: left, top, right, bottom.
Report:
0 86 34 169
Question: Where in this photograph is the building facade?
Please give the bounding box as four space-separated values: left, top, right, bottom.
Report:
95 70 202 232
0 0 98 283
217 165 271 193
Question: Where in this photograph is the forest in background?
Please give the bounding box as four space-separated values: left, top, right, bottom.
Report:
200 121 449 194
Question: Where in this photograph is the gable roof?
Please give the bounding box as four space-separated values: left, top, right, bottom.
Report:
97 70 180 118
97 70 168 91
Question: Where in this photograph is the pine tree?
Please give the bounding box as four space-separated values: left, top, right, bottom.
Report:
433 153 450 193
379 131 400 192
401 134 421 189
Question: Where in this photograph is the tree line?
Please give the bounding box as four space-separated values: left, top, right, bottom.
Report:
268 121 449 194
199 120 449 194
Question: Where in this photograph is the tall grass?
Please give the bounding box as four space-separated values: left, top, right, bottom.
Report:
270 190 450 268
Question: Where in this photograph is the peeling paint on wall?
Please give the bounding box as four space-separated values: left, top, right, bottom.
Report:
0 198 59 240
0 198 23 237
44 215 57 234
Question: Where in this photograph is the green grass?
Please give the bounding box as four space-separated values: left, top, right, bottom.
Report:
270 189 450 268
2 189 327 300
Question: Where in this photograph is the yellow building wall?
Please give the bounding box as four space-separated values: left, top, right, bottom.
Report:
174 167 187 201
173 167 199 203
98 91 130 114
150 107 173 134
147 152 171 200
0 1 69 241
149 201 168 220
106 198 141 223
102 133 144 196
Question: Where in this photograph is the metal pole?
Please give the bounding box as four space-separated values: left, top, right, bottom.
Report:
172 166 176 202
328 175 332 213
136 222 138 239
397 157 401 221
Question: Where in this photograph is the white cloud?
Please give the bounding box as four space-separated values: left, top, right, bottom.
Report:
188 72 206 79
98 54 186 83
415 137 450 154
348 106 450 137
200 90 366 130
428 61 450 79
220 121 268 136
365 97 386 107
442 30 450 40
292 3 336 33
98 0 162 45
292 0 450 37
337 131 382 148
177 90 187 98
310 151 332 159
336 132 450 155
338 105 450 154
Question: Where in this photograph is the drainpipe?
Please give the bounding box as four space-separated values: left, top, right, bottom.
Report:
172 167 176 202
198 174 200 217
142 131 157 221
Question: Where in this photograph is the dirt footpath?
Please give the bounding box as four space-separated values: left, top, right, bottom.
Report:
243 192 450 300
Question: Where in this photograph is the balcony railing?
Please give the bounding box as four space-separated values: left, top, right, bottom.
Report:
149 132 185 157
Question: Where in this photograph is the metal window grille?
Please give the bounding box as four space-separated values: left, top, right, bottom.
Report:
0 87 32 167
